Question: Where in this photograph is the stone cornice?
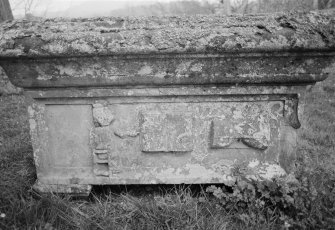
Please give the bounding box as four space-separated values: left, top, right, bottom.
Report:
1 52 333 88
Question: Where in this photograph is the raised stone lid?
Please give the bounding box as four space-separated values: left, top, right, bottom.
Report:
0 11 334 88
0 11 334 57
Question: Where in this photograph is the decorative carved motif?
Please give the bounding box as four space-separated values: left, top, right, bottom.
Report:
94 149 108 163
91 107 114 177
89 100 288 178
211 118 270 150
140 112 194 152
284 97 301 129
93 149 109 177
93 104 114 127
241 138 268 150
91 126 112 150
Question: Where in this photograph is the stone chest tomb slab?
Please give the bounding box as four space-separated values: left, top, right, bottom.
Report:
1 11 334 195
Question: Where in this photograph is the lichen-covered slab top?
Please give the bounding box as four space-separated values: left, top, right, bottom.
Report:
0 11 334 58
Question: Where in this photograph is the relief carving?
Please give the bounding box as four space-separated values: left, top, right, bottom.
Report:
93 103 115 127
93 149 108 163
89 101 286 177
140 112 194 152
112 107 139 139
241 138 268 150
93 149 109 177
211 117 270 150
93 163 109 177
91 126 112 150
284 97 301 129
91 106 114 177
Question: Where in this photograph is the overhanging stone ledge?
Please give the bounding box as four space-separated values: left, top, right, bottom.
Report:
0 51 333 89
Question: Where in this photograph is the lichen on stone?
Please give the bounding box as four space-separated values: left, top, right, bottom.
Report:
0 11 334 58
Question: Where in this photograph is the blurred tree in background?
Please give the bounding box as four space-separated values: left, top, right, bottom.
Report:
0 0 13 21
10 0 41 16
6 0 335 19
318 0 335 9
227 0 334 14
108 0 335 17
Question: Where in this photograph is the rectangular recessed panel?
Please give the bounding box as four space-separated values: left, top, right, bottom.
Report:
140 113 194 152
211 116 271 149
46 105 93 167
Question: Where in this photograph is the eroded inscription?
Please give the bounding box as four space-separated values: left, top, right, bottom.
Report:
140 113 194 152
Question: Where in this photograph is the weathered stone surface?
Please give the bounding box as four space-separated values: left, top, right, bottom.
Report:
93 104 114 126
0 54 333 88
26 95 298 185
1 12 333 195
33 180 92 197
0 12 334 89
0 12 334 58
210 106 273 150
46 105 93 167
0 66 21 95
140 112 194 152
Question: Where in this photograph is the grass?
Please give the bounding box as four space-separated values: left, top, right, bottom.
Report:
0 73 334 229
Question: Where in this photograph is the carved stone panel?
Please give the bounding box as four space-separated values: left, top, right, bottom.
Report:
46 105 93 168
211 116 270 150
140 113 194 152
92 104 114 127
41 98 288 184
85 100 284 181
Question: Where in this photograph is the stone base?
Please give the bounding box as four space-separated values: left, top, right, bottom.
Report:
33 180 92 197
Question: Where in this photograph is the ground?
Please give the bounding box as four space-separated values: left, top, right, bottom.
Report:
0 72 334 229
